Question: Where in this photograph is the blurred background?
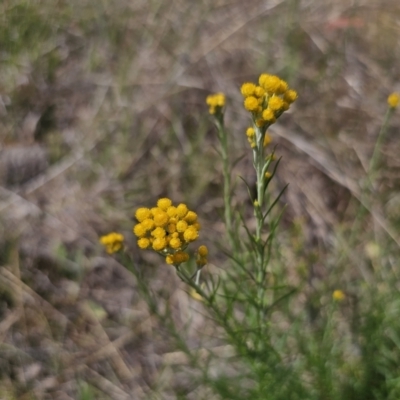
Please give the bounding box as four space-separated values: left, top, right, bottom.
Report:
0 0 400 398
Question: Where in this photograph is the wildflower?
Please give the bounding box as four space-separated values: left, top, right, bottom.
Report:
254 86 265 98
332 290 346 302
246 127 256 147
242 73 297 131
176 203 188 218
263 133 272 147
265 172 272 179
134 198 202 266
135 207 151 222
246 127 255 138
284 89 298 104
244 96 260 112
196 245 208 267
157 197 172 211
206 92 226 115
259 74 281 94
268 96 285 112
100 232 124 254
198 245 208 257
241 82 257 97
388 92 399 109
133 223 146 237
137 237 150 249
184 211 198 223
183 226 199 242
262 108 276 123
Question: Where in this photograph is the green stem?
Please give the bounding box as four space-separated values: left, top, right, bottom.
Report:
368 108 393 180
348 107 394 247
253 125 269 330
215 117 235 250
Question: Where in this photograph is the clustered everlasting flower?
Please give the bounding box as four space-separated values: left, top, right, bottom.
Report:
387 92 399 109
206 92 226 115
133 198 207 267
99 232 124 254
241 74 297 127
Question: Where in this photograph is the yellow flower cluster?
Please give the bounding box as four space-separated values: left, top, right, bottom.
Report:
241 74 297 126
133 198 206 266
246 127 272 148
206 92 226 115
99 232 124 254
388 92 399 109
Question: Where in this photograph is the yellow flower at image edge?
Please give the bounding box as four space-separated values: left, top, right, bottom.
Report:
388 92 399 109
100 232 124 254
332 290 346 302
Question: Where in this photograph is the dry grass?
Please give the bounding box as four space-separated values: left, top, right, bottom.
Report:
1 0 400 398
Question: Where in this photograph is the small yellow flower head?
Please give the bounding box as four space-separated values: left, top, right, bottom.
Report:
141 218 155 231
152 237 167 251
255 119 265 127
133 224 146 238
184 211 198 223
183 226 199 242
176 203 188 218
241 82 257 97
246 127 255 138
138 237 150 249
167 223 176 233
265 171 272 179
388 92 400 109
153 209 169 227
198 245 208 257
244 96 260 112
268 96 285 112
262 108 276 123
167 206 178 217
258 73 269 87
254 200 259 207
277 80 288 95
135 207 151 222
169 237 182 249
260 75 281 94
166 255 174 265
284 89 298 104
192 222 201 230
157 197 172 211
263 133 272 147
176 220 188 232
176 251 190 264
166 251 189 266
196 257 207 267
332 290 346 302
100 232 124 254
151 227 166 238
206 92 226 114
254 86 266 98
